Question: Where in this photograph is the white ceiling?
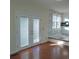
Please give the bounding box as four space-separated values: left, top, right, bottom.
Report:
14 0 69 15
34 0 69 14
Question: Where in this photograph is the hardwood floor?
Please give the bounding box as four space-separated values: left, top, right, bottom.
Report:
10 42 69 59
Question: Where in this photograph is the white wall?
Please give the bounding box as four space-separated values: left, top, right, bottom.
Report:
10 0 49 54
10 0 18 54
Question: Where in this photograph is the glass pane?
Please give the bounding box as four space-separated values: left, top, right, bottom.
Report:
64 18 69 21
53 15 57 22
56 16 61 28
33 19 39 43
20 17 29 47
52 15 61 29
52 15 57 28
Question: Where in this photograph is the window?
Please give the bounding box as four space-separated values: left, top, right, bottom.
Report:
20 17 29 47
33 19 39 43
64 18 69 30
52 14 61 29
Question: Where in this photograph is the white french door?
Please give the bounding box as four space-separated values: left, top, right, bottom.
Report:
20 16 29 47
19 16 40 49
33 18 40 43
